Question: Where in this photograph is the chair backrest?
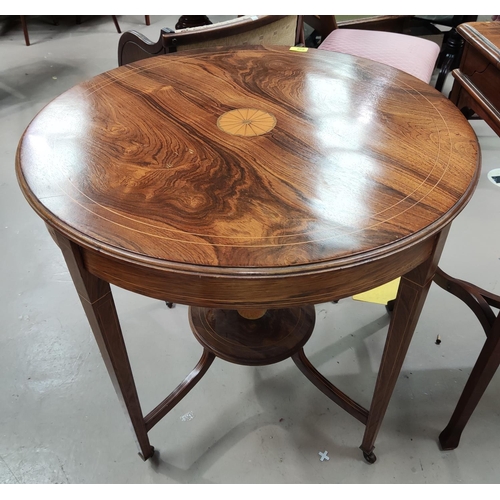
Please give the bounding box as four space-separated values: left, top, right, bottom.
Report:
118 15 300 66
165 15 299 51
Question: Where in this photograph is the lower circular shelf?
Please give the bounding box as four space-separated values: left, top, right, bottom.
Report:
189 306 316 366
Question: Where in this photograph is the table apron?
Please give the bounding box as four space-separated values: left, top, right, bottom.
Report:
73 234 438 309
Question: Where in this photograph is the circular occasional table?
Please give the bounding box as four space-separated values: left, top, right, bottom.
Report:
16 46 480 463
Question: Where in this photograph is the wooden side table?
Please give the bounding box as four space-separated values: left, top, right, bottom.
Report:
16 46 480 463
449 21 500 135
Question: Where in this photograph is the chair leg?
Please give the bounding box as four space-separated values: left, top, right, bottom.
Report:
112 16 121 33
145 16 151 26
439 315 500 450
434 267 500 450
19 15 30 46
435 28 465 92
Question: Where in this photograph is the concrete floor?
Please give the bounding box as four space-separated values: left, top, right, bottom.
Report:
1 15 500 484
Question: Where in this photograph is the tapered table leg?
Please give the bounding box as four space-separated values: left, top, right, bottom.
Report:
20 15 30 46
49 227 154 460
439 315 500 450
360 227 451 462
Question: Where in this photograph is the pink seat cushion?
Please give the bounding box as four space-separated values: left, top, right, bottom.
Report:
318 29 440 83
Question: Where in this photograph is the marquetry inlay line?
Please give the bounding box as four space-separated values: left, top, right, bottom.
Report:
72 69 456 244
217 108 276 136
54 162 452 247
77 290 112 305
401 275 435 288
50 96 453 243
52 163 454 249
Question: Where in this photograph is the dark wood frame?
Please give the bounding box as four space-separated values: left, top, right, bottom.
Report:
448 22 500 136
434 268 500 450
19 15 30 46
118 15 301 66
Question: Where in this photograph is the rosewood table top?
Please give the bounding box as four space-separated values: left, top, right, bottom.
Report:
17 46 479 308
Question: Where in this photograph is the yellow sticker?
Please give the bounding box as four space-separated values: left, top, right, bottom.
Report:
353 278 401 305
289 47 309 52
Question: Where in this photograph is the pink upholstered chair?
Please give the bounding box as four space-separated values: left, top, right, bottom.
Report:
317 16 440 84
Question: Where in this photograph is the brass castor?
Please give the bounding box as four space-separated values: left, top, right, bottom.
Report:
385 299 396 313
363 451 377 464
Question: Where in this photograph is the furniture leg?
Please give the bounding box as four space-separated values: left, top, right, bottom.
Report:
48 226 154 460
435 28 465 92
144 349 215 430
112 16 121 34
19 15 30 46
360 226 450 462
292 348 369 424
145 16 151 26
435 52 455 92
433 267 500 450
439 315 500 449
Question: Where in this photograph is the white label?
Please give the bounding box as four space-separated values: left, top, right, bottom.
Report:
487 168 500 187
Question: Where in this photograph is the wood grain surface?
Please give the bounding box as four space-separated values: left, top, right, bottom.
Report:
189 305 316 365
16 46 480 307
458 22 500 68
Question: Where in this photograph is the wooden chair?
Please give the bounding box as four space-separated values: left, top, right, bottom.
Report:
411 15 478 91
117 15 301 66
304 14 418 41
433 268 500 450
432 21 500 451
111 16 152 33
19 15 30 46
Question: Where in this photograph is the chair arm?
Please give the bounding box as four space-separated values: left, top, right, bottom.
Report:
118 28 174 66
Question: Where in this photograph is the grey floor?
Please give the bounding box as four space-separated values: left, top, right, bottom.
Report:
1 15 500 484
